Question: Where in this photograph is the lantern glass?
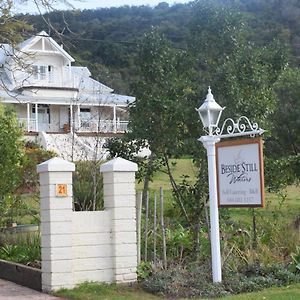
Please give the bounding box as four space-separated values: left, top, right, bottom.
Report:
196 87 224 132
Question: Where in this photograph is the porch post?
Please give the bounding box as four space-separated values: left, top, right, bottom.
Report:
70 103 73 133
77 104 81 131
35 103 38 132
113 104 117 133
27 102 30 132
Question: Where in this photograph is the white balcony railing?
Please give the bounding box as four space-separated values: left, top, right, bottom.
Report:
19 117 128 133
19 119 59 132
77 120 128 133
19 118 36 132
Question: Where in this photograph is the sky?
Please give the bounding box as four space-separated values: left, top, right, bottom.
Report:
16 0 191 14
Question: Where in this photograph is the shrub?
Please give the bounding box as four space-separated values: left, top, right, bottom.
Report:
18 142 56 193
0 105 24 198
137 261 152 280
0 195 29 227
291 246 300 273
73 161 103 211
0 233 40 265
141 262 300 298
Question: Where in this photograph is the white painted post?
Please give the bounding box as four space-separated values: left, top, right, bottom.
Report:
70 103 73 133
27 102 30 132
200 135 222 283
35 103 38 132
37 157 75 292
100 157 138 283
77 104 81 130
113 105 117 133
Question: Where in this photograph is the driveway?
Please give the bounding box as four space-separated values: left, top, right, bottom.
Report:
0 279 65 300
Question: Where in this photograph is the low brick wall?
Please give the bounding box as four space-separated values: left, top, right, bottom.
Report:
37 157 138 292
0 259 41 291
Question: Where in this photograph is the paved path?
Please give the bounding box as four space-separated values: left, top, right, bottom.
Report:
0 279 65 300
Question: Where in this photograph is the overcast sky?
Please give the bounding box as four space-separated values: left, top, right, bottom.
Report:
16 0 191 14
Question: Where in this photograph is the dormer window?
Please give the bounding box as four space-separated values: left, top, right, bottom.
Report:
32 65 54 82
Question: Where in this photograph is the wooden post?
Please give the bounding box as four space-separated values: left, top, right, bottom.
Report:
27 102 30 132
160 187 167 269
35 103 38 132
136 192 143 265
153 193 157 269
144 191 149 262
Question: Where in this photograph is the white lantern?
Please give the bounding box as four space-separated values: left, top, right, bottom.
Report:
196 87 224 135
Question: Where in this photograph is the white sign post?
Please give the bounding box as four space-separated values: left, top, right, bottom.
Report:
216 138 264 207
196 88 265 283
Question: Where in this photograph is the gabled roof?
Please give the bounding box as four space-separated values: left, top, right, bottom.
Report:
0 44 13 64
18 31 75 63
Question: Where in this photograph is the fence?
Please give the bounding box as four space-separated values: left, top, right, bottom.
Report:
37 157 138 292
136 188 167 269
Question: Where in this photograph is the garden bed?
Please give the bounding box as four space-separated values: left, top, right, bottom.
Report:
0 259 41 291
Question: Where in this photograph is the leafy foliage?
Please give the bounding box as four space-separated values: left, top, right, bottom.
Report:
0 105 24 199
291 246 300 273
141 262 300 298
73 161 103 211
0 195 29 227
18 142 56 193
0 233 40 265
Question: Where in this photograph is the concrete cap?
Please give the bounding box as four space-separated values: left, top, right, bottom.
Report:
37 157 75 173
100 157 138 173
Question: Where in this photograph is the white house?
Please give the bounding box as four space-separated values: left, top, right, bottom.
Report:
0 31 135 160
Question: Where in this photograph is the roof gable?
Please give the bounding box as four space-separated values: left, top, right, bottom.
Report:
18 31 75 63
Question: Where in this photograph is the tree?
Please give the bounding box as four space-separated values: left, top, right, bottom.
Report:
263 68 300 191
128 29 196 223
0 104 24 199
188 1 287 128
115 28 213 259
272 67 300 157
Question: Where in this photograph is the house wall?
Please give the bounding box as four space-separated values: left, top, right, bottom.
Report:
50 105 60 130
11 51 76 91
37 157 138 292
17 104 27 119
17 104 61 132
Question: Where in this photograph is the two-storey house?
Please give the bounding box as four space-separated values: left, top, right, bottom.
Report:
0 31 135 160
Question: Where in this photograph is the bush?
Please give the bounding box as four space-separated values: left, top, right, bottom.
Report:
141 262 300 298
0 195 30 227
0 105 24 198
137 261 152 280
73 161 103 211
0 233 40 266
18 142 56 193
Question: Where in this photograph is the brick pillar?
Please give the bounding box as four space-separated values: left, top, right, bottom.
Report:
37 157 75 292
100 157 138 283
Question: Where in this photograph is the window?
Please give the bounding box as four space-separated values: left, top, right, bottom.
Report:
32 65 54 82
80 108 91 128
32 104 50 123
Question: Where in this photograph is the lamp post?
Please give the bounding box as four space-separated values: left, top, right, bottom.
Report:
196 87 224 283
196 87 264 283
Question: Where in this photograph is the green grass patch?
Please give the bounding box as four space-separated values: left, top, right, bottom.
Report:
137 158 300 225
203 283 300 300
54 282 161 300
136 158 198 191
54 282 300 300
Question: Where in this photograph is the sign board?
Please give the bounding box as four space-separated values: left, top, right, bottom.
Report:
56 184 68 197
216 138 264 207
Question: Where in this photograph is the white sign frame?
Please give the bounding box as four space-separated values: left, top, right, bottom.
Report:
216 138 264 207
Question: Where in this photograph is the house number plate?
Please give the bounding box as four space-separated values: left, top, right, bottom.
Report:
56 184 68 197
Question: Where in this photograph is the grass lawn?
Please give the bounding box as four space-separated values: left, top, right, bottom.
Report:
55 282 161 300
55 282 300 300
140 158 300 224
206 283 300 300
